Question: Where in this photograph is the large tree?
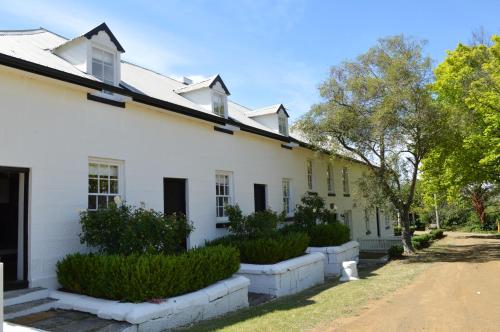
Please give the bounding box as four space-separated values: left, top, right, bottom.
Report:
294 36 442 253
421 36 500 224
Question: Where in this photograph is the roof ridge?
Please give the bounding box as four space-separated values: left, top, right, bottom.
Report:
0 28 47 36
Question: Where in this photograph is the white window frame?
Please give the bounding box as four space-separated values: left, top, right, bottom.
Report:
327 163 334 194
342 167 350 195
212 92 227 118
384 211 391 229
88 158 124 211
215 171 233 220
278 114 288 136
91 46 116 86
282 178 292 216
364 208 371 234
306 159 314 191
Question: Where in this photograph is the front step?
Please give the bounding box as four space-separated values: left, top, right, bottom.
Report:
4 298 58 320
4 287 49 307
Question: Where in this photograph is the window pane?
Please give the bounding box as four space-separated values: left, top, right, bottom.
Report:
99 164 109 177
89 163 98 176
110 180 118 194
99 179 109 193
109 166 118 179
102 51 114 65
103 64 114 84
88 195 97 210
92 60 103 78
98 196 107 209
89 178 98 193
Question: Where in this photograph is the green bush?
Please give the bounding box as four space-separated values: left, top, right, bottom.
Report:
388 245 404 259
283 223 350 247
79 203 193 255
206 232 309 264
294 193 337 230
225 205 284 239
56 245 239 302
394 226 402 236
429 229 445 240
411 234 432 250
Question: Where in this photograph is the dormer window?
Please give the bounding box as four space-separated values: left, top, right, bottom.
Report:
278 114 288 136
212 92 226 117
92 47 115 85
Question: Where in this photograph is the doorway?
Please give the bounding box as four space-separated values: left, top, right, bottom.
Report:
163 178 187 249
0 167 29 291
254 184 267 212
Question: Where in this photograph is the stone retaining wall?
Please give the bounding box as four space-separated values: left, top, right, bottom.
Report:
306 241 359 277
236 253 325 297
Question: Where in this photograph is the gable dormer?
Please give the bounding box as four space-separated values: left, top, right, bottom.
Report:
247 104 290 136
53 23 124 86
174 75 230 118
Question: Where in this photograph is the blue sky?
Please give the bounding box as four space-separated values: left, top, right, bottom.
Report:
1 0 499 119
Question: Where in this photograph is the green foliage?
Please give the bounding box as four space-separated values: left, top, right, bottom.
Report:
226 205 284 239
429 229 444 240
56 245 240 302
282 223 350 247
293 193 338 230
294 35 442 252
388 245 404 260
79 203 193 255
393 226 402 236
422 35 500 225
206 232 310 264
411 234 432 250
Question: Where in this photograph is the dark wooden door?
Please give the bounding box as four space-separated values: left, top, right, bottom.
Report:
163 178 186 216
254 184 267 212
0 172 19 289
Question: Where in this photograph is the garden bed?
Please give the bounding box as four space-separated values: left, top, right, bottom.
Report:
306 241 359 277
235 252 325 297
49 275 250 332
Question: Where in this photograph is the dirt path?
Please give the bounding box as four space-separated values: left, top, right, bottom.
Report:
328 232 500 332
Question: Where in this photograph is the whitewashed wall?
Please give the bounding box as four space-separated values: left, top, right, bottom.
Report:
0 67 392 289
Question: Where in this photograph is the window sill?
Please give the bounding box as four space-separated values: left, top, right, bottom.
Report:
307 191 318 196
343 194 350 197
214 126 233 135
328 193 336 197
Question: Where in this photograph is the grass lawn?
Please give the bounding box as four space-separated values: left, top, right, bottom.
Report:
178 249 438 331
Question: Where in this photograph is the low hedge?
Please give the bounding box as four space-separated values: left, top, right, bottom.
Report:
388 245 404 259
430 229 445 240
411 234 432 250
56 245 240 302
206 232 309 264
282 223 350 247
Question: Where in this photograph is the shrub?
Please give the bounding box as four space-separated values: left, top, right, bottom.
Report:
394 226 402 236
283 223 350 247
206 232 309 264
388 245 404 259
226 205 284 239
79 203 193 255
56 245 239 302
429 229 445 240
411 234 432 250
294 193 337 230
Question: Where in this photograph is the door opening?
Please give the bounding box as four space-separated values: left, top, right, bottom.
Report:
163 178 188 249
0 167 29 291
254 184 267 212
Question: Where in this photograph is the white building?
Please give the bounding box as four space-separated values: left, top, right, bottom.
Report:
0 23 394 291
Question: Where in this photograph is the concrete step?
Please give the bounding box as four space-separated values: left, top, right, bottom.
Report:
4 287 49 307
4 298 58 320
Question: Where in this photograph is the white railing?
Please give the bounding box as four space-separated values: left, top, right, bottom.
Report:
357 237 402 252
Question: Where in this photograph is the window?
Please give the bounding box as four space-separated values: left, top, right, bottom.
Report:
88 161 121 210
306 160 314 191
215 172 232 218
212 93 226 117
343 210 353 239
342 167 350 195
385 211 391 229
92 47 115 85
327 163 334 193
282 179 292 215
364 208 371 234
278 115 288 136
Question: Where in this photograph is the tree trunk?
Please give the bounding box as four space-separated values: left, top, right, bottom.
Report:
399 210 415 254
471 190 487 225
